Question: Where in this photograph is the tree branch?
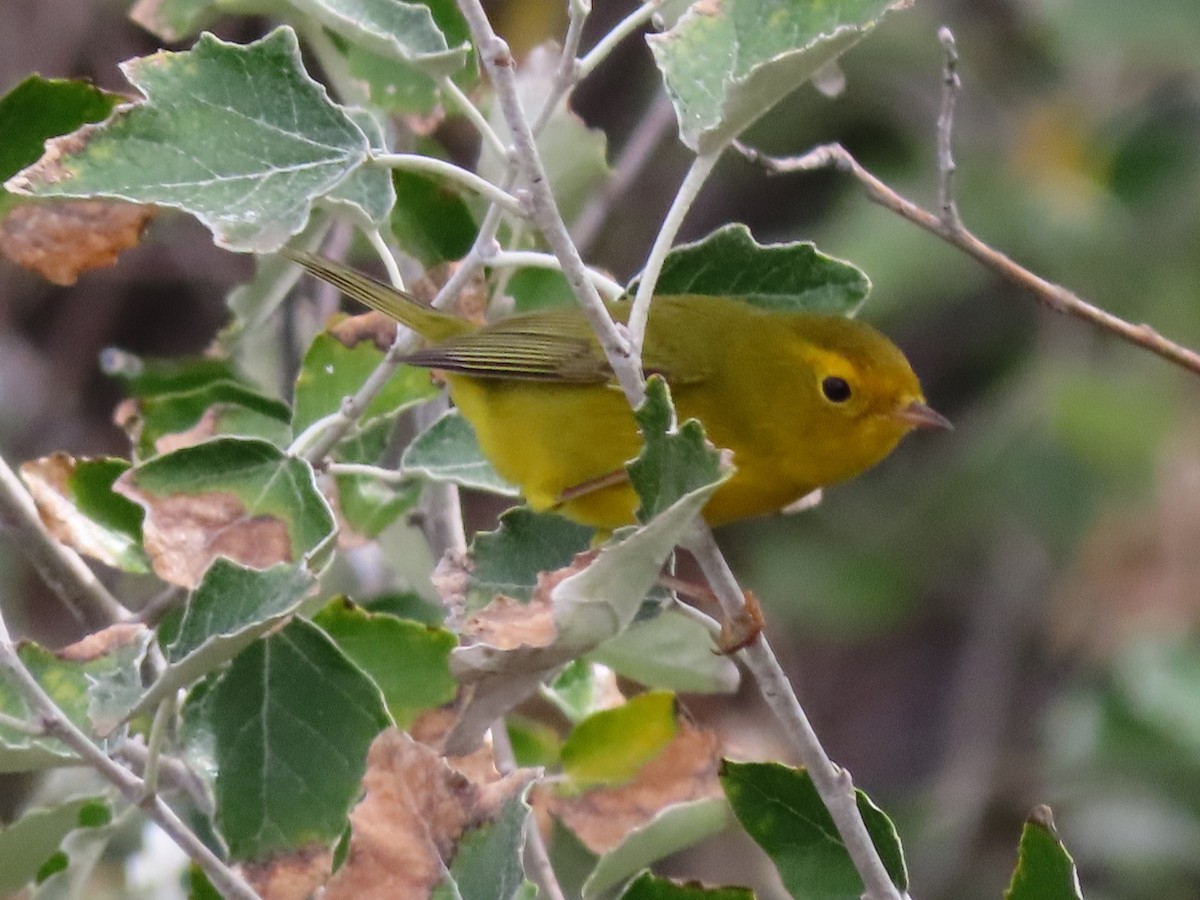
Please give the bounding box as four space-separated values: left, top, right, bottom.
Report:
0 613 260 900
732 30 1200 380
0 453 128 627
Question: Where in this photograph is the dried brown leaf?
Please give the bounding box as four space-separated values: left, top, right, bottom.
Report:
0 198 155 285
323 727 533 900
329 311 401 352
542 721 722 854
57 622 147 662
113 478 292 588
241 844 333 900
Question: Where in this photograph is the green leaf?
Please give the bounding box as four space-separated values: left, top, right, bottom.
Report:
293 332 437 436
505 267 574 313
391 166 478 266
434 793 531 900
115 438 337 588
313 599 456 728
401 409 520 497
289 0 468 74
620 871 754 900
465 507 593 610
29 799 121 900
6 28 371 252
636 223 871 316
590 608 739 695
478 44 609 223
0 633 149 771
1004 806 1085 900
362 589 445 625
627 376 723 523
335 470 422 538
101 350 239 399
0 796 110 895
545 659 600 723
205 618 391 859
128 380 293 458
0 76 118 217
18 455 148 573
561 691 678 789
119 561 316 722
720 760 908 900
322 107 396 227
506 716 561 768
583 798 734 898
648 0 911 155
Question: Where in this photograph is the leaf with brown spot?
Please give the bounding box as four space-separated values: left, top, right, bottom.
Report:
119 380 292 459
324 728 534 900
545 721 732 898
19 454 148 573
114 438 336 588
544 720 723 854
0 198 155 285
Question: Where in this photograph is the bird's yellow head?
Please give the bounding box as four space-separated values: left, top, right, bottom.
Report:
779 315 950 490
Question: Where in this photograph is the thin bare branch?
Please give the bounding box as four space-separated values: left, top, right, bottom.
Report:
571 90 678 254
0 454 128 627
734 140 1200 378
936 27 962 228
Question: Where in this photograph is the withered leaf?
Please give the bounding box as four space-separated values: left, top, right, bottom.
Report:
0 198 155 285
323 728 533 900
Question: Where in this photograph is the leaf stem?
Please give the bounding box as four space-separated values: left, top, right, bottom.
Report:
440 74 509 159
577 1 662 79
0 453 128 627
627 149 720 356
488 250 626 299
360 226 406 291
371 153 526 217
529 0 591 136
0 614 261 900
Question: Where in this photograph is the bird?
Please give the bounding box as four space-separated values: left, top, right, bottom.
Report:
285 250 950 530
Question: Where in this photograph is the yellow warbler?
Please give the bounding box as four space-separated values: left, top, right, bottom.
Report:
286 251 949 529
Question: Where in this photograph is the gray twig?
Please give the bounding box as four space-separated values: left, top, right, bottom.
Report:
733 139 1200 378
936 27 962 228
0 614 259 899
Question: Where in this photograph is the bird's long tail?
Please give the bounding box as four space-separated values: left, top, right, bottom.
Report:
282 249 473 343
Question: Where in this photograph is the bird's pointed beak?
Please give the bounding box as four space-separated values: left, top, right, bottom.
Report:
893 400 953 431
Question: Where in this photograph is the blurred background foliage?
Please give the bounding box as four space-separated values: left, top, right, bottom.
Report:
2 1 1200 898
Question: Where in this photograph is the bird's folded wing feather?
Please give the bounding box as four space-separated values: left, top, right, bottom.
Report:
403 309 615 382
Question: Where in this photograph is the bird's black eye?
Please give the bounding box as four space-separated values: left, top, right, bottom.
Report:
822 375 852 403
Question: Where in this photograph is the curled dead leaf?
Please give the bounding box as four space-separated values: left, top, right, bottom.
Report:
114 478 292 588
541 720 722 854
329 311 401 352
323 728 533 900
0 198 155 285
57 622 147 662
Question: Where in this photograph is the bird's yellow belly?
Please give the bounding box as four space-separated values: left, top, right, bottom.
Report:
447 375 817 530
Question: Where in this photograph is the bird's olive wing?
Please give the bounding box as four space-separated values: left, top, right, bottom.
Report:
402 309 613 382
